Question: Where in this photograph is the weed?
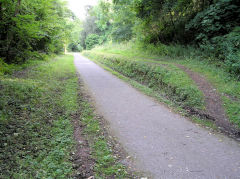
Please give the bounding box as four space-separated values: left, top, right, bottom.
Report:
0 55 76 178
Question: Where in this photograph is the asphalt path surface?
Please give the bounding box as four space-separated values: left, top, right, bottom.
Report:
74 53 240 179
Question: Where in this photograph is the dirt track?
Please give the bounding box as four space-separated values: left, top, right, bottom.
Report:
74 54 240 179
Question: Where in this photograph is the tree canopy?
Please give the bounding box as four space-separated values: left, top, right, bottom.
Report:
77 0 240 77
0 0 72 63
1 0 239 77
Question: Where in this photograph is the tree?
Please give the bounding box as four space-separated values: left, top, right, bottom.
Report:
111 0 135 42
0 0 72 63
67 17 83 52
85 34 100 50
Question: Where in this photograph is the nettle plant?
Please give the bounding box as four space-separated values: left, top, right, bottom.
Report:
186 0 240 78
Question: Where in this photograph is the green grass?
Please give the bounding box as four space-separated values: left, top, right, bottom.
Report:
0 55 77 178
0 54 131 178
0 55 51 76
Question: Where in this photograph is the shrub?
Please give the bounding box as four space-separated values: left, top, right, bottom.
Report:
186 0 240 43
186 0 240 78
68 43 83 52
200 27 240 78
85 34 100 50
0 58 12 75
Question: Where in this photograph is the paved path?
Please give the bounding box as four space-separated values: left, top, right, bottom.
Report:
74 54 240 179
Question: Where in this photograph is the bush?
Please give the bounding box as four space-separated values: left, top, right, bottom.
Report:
186 0 240 43
0 58 12 75
200 27 240 78
68 43 83 52
85 34 100 50
186 0 240 79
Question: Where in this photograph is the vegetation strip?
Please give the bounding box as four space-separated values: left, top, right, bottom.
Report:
83 51 205 110
0 54 139 178
0 55 76 178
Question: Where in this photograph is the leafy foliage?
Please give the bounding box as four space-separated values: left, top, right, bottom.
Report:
186 0 240 43
67 18 83 52
85 34 100 50
185 0 240 77
131 0 205 43
111 0 135 42
0 0 71 63
200 27 240 78
80 9 100 49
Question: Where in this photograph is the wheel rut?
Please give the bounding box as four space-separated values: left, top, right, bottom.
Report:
176 64 239 136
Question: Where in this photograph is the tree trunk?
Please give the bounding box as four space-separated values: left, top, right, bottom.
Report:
14 0 21 16
0 2 2 22
6 0 21 62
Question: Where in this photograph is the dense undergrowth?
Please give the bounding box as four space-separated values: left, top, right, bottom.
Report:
0 55 77 178
83 42 240 128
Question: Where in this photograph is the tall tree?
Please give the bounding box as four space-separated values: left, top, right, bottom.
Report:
0 0 72 63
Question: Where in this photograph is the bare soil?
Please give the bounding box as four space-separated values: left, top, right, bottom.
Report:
176 64 239 137
71 82 95 179
72 113 95 179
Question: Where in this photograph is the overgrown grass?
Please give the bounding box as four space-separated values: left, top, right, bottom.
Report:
0 55 77 178
0 55 51 76
83 42 240 128
92 41 202 60
0 54 131 178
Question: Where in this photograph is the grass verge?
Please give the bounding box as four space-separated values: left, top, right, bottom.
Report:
0 55 77 178
0 54 131 178
83 51 205 111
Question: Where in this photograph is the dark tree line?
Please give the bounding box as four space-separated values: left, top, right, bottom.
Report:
77 0 240 77
0 0 72 64
2 0 238 76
